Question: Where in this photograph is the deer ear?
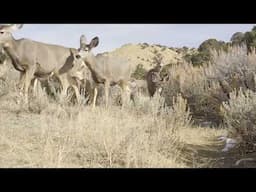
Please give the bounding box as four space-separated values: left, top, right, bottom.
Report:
89 37 99 49
15 24 23 29
80 35 87 47
0 24 23 32
70 49 76 57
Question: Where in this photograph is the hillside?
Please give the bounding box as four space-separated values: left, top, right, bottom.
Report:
105 43 192 71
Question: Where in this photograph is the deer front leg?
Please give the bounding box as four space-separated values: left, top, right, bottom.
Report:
58 75 69 102
30 78 39 97
120 80 131 108
72 85 81 104
18 72 26 92
92 86 98 109
104 80 110 108
23 67 35 104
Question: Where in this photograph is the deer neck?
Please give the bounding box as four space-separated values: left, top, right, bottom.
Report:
2 35 17 49
84 55 105 84
2 38 25 72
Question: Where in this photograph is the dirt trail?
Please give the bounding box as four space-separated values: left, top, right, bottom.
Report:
185 138 256 168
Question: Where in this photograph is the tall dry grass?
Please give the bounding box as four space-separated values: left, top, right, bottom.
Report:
0 76 198 167
160 45 256 155
162 61 225 126
221 89 256 154
161 46 256 127
210 46 256 153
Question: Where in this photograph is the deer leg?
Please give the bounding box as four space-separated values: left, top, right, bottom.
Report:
120 81 131 107
23 67 35 104
18 72 26 92
72 85 81 104
92 86 98 109
30 77 40 97
88 81 95 105
58 75 69 101
104 80 110 108
82 80 91 104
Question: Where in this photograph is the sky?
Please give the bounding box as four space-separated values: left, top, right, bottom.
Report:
10 24 256 54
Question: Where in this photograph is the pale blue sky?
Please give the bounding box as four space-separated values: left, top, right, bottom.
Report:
11 24 256 54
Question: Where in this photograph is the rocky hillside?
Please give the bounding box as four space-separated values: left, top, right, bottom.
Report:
105 43 190 71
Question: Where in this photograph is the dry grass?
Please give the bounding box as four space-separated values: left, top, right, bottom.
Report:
1 78 217 168
5 46 254 167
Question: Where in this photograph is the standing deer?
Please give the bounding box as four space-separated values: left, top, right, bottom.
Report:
76 35 132 107
0 24 86 103
146 62 165 97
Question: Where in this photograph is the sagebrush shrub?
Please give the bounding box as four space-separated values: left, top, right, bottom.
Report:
221 89 256 153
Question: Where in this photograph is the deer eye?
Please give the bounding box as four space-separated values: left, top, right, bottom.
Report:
0 31 4 34
75 55 81 59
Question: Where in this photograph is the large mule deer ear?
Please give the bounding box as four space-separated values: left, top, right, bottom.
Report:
89 37 99 49
70 49 76 57
80 35 87 47
14 24 23 30
0 24 23 32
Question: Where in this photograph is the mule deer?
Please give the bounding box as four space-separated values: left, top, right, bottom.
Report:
146 62 165 97
76 35 132 107
0 24 85 103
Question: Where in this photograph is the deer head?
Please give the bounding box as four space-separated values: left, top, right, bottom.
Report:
77 35 99 62
0 24 23 45
68 49 86 76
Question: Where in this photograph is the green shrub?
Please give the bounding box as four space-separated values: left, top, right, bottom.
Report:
183 39 228 67
198 39 227 52
230 26 256 53
191 52 211 66
230 32 245 46
131 64 147 80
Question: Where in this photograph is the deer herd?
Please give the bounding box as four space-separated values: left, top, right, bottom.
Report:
0 24 169 107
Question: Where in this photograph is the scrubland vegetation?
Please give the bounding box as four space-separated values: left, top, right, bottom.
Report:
1 26 256 168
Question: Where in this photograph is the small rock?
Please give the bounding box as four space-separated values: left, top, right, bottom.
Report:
221 138 237 152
